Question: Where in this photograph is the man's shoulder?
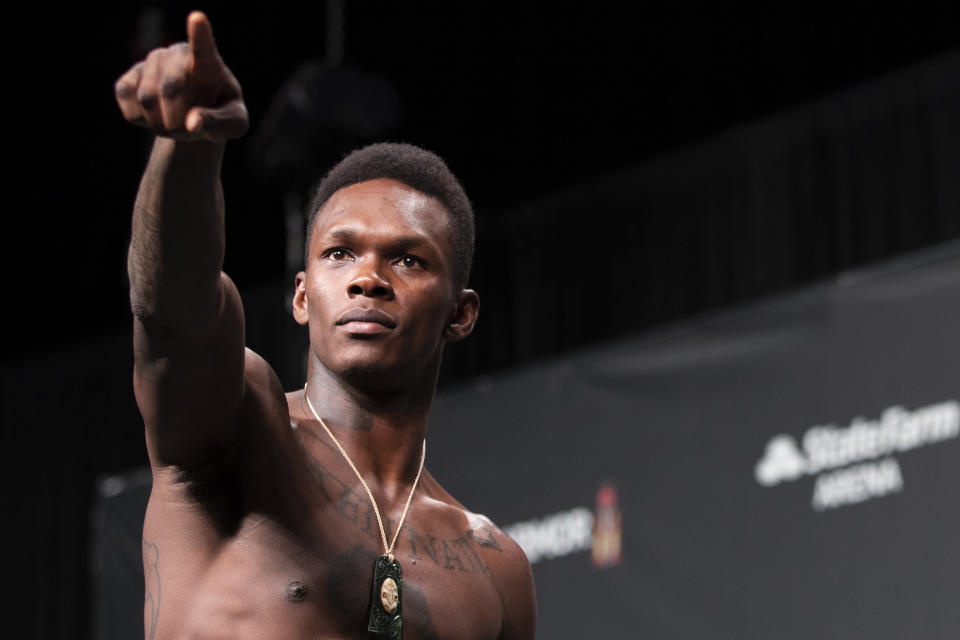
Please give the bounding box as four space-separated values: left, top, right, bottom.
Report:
424 486 533 589
468 511 531 583
451 507 536 639
464 510 523 560
420 478 527 560
239 348 293 426
243 348 284 397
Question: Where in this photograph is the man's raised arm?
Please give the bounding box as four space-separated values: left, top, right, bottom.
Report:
116 12 250 468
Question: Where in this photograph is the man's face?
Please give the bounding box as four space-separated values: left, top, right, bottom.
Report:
294 178 477 390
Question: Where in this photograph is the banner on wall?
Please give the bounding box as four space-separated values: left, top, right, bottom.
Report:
425 242 960 639
92 242 960 639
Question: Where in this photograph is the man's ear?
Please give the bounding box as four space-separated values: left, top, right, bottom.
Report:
292 271 309 325
443 289 480 342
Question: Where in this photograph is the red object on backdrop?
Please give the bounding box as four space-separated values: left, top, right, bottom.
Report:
592 484 622 568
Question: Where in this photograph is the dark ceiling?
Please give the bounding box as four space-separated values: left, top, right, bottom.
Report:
9 2 960 361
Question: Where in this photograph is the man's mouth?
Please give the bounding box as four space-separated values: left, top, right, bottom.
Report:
336 308 397 333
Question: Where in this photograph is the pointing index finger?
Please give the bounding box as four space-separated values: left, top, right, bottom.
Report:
187 11 218 63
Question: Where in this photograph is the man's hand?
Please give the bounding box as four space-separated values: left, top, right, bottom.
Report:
115 11 248 142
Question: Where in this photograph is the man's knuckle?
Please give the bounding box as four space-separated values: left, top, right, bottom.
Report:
115 79 135 99
137 90 158 110
160 76 185 99
144 49 162 65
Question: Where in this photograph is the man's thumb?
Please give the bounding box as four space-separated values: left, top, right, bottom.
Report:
186 103 249 141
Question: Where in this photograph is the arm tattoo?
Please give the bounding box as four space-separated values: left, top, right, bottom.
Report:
143 538 161 640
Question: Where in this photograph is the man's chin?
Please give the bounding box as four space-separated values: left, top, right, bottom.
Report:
315 340 444 393
335 355 438 394
336 358 405 391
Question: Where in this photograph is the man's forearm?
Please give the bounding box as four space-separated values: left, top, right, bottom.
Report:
119 12 249 465
128 137 227 331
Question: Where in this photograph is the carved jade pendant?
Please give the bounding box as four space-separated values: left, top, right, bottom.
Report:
368 554 403 639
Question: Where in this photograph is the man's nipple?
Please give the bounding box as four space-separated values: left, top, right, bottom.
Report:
285 580 308 603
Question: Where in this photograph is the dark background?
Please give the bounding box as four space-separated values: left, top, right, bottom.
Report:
9 2 960 366
4 2 960 638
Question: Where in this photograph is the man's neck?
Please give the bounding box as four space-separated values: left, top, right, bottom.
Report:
298 354 438 498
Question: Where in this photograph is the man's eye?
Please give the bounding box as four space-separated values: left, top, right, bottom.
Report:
326 248 350 260
398 255 421 268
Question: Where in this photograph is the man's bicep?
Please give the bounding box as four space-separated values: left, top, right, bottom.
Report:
133 272 246 467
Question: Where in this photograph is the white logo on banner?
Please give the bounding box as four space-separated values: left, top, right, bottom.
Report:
504 507 593 564
755 400 959 511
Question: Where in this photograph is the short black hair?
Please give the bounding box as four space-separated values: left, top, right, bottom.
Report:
305 142 475 287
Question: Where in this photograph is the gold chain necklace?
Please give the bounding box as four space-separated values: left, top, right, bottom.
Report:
304 385 425 639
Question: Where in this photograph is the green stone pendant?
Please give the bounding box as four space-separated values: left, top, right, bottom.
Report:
368 554 403 639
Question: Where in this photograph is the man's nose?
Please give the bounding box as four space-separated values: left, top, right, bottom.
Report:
347 262 393 298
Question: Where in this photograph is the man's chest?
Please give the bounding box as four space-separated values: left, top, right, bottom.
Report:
291 472 506 638
182 503 498 639
296 539 503 640
162 517 503 640
229 443 509 638
173 419 511 638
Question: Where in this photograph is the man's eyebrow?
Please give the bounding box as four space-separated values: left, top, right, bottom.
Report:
323 227 436 252
390 235 433 252
325 228 359 243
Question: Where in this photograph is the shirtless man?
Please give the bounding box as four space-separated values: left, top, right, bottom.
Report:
115 12 536 639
